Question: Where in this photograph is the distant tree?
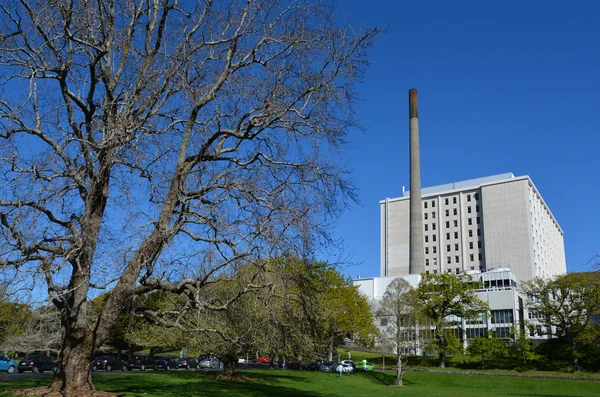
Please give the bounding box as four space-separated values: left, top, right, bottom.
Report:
467 330 507 369
377 278 421 386
415 273 488 368
523 272 600 373
510 327 536 370
1 305 61 356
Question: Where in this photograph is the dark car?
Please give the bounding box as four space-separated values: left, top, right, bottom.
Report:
287 361 306 370
17 354 57 374
126 354 152 371
92 355 127 372
176 357 198 369
320 360 335 371
152 356 178 371
306 361 321 371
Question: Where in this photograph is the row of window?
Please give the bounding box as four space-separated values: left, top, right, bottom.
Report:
424 230 483 246
423 193 480 210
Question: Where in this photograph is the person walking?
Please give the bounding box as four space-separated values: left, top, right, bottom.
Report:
337 363 343 378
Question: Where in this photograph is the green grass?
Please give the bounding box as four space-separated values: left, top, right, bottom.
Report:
1 370 599 397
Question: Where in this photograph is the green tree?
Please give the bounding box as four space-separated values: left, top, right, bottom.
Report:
415 273 488 368
467 330 507 369
510 327 536 370
523 272 600 373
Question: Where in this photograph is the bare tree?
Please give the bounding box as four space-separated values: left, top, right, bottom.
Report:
377 278 420 387
0 0 378 394
0 305 62 357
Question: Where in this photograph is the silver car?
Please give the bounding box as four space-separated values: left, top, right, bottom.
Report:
198 357 220 369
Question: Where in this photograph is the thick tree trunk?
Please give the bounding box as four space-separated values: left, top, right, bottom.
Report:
50 330 95 396
328 336 334 362
222 353 237 376
438 333 446 368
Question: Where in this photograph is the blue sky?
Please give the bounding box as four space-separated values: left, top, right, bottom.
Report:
328 0 600 278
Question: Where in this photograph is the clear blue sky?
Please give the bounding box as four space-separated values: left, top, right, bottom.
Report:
328 0 600 279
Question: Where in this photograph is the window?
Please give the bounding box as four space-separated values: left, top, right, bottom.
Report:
432 223 436 230
454 243 459 251
445 209 450 216
455 255 459 263
469 230 473 237
426 259 429 266
424 202 428 209
424 224 428 231
432 235 437 242
425 247 429 254
453 220 458 227
426 270 430 274
476 205 480 212
478 241 482 248
380 317 389 327
468 206 472 213
453 197 457 204
470 266 475 270
447 256 451 264
446 244 451 252
433 246 437 253
474 193 479 200
447 269 452 273
425 236 429 243
467 194 471 202
424 213 428 220
456 267 460 274
478 253 483 260
453 208 457 216
477 229 481 236
446 221 450 228
477 217 481 224
468 218 472 225
446 232 450 240
491 310 514 324
432 212 436 219
469 242 473 249
470 254 474 261
434 269 438 274
445 198 449 205
432 200 436 207
454 232 458 239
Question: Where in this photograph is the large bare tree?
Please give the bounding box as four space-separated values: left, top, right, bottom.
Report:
0 0 378 394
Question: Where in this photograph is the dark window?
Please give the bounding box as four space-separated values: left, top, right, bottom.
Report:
434 269 438 274
454 220 458 227
432 235 437 242
447 257 451 264
469 230 473 237
446 244 451 252
453 197 457 204
453 208 457 216
454 243 459 251
477 217 481 224
478 241 482 248
446 232 450 240
467 194 471 202
446 221 450 228
469 242 473 249
476 205 480 212
426 259 429 266
474 193 479 200
426 270 430 274
445 198 449 205
454 232 458 239
432 223 436 230
456 267 460 274
445 209 450 216
432 212 436 219
455 255 459 263
477 229 481 236
433 246 437 253
491 310 514 324
468 218 472 225
424 202 428 209
432 200 436 207
425 236 429 243
424 213 428 220
470 254 474 261
425 247 429 254
424 224 428 231
468 206 472 214
478 253 483 260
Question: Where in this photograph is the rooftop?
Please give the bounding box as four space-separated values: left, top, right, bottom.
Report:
402 172 515 197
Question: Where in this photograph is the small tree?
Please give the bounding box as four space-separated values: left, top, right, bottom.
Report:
415 273 488 368
377 278 420 386
467 330 507 369
523 272 600 373
510 327 535 370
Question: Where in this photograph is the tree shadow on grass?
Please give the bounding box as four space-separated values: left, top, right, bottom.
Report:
95 372 324 397
360 371 415 387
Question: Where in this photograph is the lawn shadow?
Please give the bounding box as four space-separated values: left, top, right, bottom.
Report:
361 371 412 387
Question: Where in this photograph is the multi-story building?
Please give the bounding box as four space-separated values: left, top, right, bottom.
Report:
380 173 566 284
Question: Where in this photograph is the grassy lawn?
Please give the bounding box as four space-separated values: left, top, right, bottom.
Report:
1 370 599 397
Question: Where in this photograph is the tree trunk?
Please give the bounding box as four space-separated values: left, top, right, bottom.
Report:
50 330 95 396
328 336 334 362
395 348 403 386
438 333 446 368
222 353 237 376
571 339 579 373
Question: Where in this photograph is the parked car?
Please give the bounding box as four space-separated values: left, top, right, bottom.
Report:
152 356 178 371
354 360 374 372
126 354 152 371
0 354 17 374
17 354 57 374
287 361 306 370
306 361 321 371
237 358 246 364
320 360 335 371
92 355 127 372
340 360 354 373
256 356 271 364
198 357 220 369
176 357 198 369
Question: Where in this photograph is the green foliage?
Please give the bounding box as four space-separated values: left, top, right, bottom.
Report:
415 273 488 368
467 331 507 369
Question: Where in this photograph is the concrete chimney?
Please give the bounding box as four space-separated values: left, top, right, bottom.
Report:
409 88 425 274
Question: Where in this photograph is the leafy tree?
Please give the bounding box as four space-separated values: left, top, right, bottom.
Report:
415 273 488 368
467 330 507 369
523 272 600 373
510 327 536 370
0 1 378 394
377 278 421 386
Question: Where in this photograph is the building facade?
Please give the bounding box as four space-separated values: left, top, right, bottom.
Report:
380 173 566 284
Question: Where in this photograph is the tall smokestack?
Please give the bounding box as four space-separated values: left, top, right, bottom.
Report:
409 88 425 274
